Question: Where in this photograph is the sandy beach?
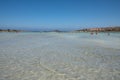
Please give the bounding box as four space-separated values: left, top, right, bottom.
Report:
0 32 120 80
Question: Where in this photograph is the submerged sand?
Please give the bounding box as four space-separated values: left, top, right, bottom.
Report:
0 32 120 80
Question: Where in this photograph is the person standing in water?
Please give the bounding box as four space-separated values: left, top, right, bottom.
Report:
108 32 110 36
96 32 98 35
91 32 94 35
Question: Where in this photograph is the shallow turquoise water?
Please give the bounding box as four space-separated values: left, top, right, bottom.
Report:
0 32 120 80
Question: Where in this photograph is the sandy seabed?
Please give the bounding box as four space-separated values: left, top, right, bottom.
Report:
0 32 120 80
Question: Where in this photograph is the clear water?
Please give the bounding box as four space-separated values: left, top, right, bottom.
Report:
0 32 120 80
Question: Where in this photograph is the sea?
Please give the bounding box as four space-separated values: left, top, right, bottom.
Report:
0 32 120 80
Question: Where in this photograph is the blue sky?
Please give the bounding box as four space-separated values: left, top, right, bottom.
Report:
0 0 120 31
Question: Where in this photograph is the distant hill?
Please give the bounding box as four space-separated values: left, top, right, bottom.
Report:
74 26 120 32
0 29 23 32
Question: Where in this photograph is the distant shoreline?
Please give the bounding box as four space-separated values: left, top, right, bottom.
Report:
0 26 120 33
0 29 23 32
73 26 120 32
